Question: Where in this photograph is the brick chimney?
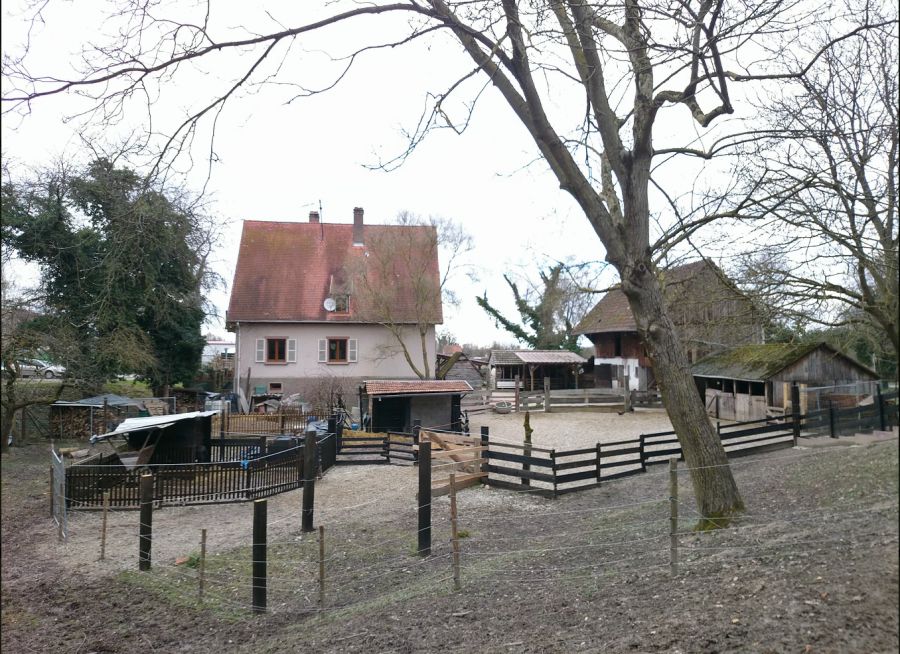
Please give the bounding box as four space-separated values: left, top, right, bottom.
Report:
309 211 320 223
352 207 364 245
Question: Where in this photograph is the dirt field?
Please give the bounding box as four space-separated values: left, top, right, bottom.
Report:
2 410 898 653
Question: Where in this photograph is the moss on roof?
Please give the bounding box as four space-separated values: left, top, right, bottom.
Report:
692 342 825 381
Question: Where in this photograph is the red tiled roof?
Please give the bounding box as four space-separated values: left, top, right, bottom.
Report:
363 380 473 396
227 220 443 323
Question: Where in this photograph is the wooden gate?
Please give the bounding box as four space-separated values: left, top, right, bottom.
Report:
420 430 487 497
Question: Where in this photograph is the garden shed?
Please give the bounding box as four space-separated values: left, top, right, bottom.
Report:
692 342 879 421
359 380 473 433
50 394 150 441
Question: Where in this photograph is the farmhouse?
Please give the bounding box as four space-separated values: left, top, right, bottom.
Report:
226 209 442 403
692 342 880 421
573 260 763 391
488 349 587 391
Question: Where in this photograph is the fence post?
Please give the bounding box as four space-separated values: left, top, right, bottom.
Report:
252 499 267 614
669 458 678 575
828 401 837 438
543 377 551 413
385 432 391 465
50 465 54 519
595 442 602 483
877 386 886 432
639 434 646 472
280 412 285 434
418 440 431 556
259 436 267 456
102 398 109 435
318 525 326 607
551 449 558 499
199 528 207 604
791 382 801 446
100 491 110 561
139 473 154 571
449 473 461 591
480 426 489 486
302 426 317 533
514 375 520 412
522 411 533 487
412 420 421 465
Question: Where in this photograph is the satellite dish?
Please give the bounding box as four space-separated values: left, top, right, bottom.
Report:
323 297 337 312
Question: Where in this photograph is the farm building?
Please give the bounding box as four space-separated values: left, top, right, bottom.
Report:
488 350 587 391
359 380 472 433
574 260 764 391
436 352 487 388
692 342 880 421
89 410 219 467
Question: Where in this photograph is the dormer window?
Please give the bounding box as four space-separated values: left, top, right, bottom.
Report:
333 294 350 313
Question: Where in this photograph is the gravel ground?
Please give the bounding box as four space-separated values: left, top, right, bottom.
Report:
2 413 897 654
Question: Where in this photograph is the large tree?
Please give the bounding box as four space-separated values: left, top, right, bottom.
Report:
3 158 216 395
723 7 898 364
3 1 886 519
476 262 590 351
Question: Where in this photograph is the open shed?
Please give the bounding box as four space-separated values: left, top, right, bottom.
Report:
359 380 473 433
89 410 218 467
489 350 587 391
693 342 879 421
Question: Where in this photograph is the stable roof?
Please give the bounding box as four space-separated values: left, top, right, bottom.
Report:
362 380 473 397
489 350 586 366
691 342 877 382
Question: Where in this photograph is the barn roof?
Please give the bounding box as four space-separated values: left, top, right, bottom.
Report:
227 219 443 324
489 350 586 366
573 261 714 335
691 342 877 382
362 380 473 396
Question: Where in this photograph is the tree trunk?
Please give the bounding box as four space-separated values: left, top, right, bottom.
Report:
622 266 744 524
0 408 13 454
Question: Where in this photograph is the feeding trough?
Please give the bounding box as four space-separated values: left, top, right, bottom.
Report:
493 401 512 414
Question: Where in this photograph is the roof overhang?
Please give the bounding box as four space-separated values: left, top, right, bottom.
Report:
90 410 218 443
362 380 473 398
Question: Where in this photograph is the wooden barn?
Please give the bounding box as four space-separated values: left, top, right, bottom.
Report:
436 352 487 388
359 380 473 433
692 342 880 421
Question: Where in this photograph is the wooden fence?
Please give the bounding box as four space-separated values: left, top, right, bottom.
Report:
513 387 663 412
65 431 342 509
211 411 330 436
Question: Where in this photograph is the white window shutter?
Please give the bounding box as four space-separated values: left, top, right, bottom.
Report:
348 339 358 362
255 339 265 363
318 339 327 363
287 339 297 363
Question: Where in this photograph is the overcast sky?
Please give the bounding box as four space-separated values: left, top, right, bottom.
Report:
1 1 735 346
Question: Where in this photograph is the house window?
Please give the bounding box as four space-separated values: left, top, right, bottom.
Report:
255 338 297 364
614 334 623 357
267 338 286 362
329 338 348 362
318 338 358 364
268 382 283 394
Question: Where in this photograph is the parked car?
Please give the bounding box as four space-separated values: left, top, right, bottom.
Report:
14 359 66 379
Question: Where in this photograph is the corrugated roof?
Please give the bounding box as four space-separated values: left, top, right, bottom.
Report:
90 410 219 442
363 380 473 396
691 342 877 381
227 220 443 324
573 261 712 335
489 350 587 366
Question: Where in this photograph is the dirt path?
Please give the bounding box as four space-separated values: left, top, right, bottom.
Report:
2 420 898 653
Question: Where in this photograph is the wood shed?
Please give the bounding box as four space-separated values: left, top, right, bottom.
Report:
359 380 473 433
692 342 879 421
89 410 218 467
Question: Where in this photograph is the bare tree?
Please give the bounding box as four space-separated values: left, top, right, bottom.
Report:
350 212 472 379
3 0 886 518
722 7 898 362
